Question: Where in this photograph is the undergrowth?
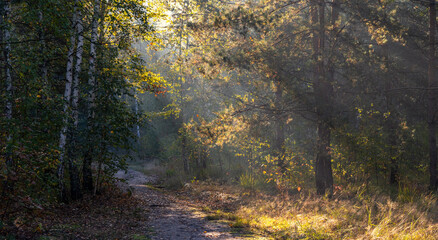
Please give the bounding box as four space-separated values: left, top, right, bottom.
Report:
0 184 151 240
179 181 438 240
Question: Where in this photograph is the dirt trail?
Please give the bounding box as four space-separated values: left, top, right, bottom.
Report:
115 169 246 240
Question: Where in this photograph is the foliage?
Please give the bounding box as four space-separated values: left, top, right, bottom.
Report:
146 0 438 198
0 0 167 221
2 0 438 237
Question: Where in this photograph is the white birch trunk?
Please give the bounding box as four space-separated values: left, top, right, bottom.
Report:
68 2 85 200
135 97 141 139
83 0 100 192
58 5 77 199
72 10 84 127
88 0 99 122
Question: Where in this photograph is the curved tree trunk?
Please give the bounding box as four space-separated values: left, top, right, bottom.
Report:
58 0 84 201
58 3 77 202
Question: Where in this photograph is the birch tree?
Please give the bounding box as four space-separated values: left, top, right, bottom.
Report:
83 0 101 192
58 0 80 201
68 0 85 200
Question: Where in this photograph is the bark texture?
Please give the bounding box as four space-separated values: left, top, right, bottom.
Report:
312 0 334 196
428 0 437 191
3 1 13 192
4 0 12 136
68 3 84 200
58 1 84 201
274 79 285 172
58 4 77 202
382 46 399 187
83 0 101 192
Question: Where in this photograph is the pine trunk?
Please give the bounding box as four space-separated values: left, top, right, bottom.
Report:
4 0 12 146
428 0 437 191
313 0 333 196
38 8 48 85
274 79 285 172
3 0 13 185
381 46 399 187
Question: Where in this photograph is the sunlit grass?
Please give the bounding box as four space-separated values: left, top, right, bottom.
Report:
189 182 438 239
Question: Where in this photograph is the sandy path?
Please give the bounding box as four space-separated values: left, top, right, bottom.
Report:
115 169 246 240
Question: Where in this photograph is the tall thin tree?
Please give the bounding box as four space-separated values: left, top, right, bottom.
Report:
3 0 12 152
68 0 85 200
274 79 285 173
58 1 78 201
83 0 101 192
313 0 334 196
428 0 437 191
2 0 13 194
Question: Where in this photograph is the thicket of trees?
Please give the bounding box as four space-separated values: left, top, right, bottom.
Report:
2 0 438 223
0 0 165 213
136 0 438 197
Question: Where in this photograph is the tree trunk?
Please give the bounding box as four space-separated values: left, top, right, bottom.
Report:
94 130 106 195
201 148 207 169
58 0 85 201
428 0 437 191
135 96 141 139
58 3 77 202
69 3 84 200
274 79 285 173
313 0 333 196
72 6 84 129
38 7 48 85
182 130 189 173
83 0 102 192
2 0 14 195
0 0 14 210
4 0 12 152
326 0 339 192
382 46 399 187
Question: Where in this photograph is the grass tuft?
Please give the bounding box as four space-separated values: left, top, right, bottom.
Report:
180 181 438 239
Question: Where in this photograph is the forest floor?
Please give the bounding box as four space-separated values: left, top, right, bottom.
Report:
114 169 253 240
4 161 438 239
1 166 257 239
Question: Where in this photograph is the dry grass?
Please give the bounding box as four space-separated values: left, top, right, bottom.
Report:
178 182 438 239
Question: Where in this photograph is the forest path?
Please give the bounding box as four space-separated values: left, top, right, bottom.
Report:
115 169 248 240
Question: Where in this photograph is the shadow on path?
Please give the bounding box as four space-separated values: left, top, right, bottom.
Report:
115 169 248 240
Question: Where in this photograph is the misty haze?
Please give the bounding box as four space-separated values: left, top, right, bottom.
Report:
1 0 438 239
